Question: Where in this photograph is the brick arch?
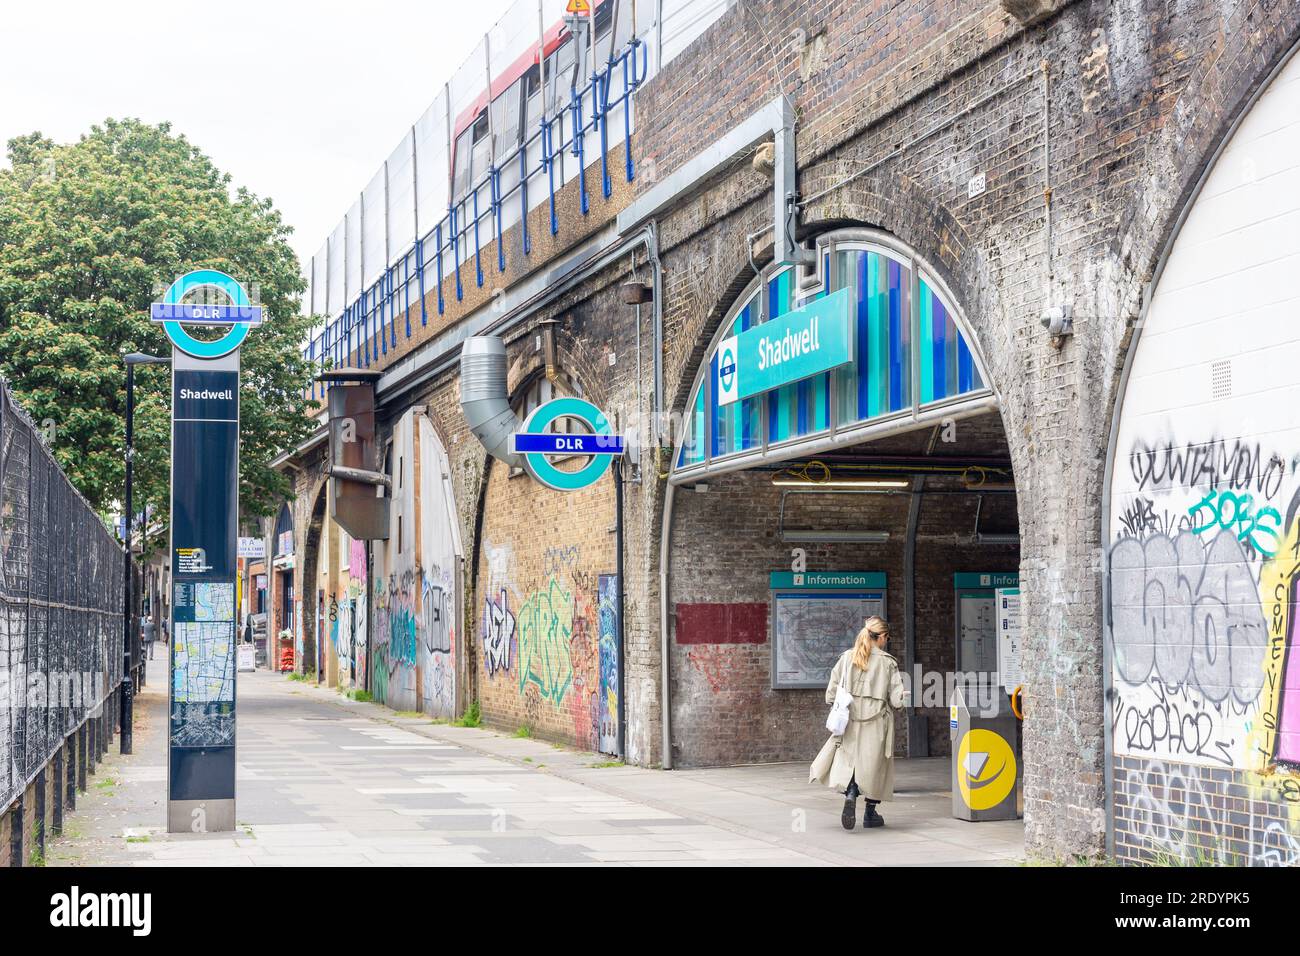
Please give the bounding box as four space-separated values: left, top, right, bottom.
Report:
666 223 995 475
657 170 995 438
796 177 997 401
1074 21 1300 517
792 183 1033 538
1113 17 1300 330
296 477 329 678
503 329 608 409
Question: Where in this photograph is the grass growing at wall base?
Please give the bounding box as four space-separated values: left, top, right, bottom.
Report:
1022 852 1115 867
345 689 373 703
30 825 45 866
1148 839 1244 867
452 700 482 728
513 725 533 739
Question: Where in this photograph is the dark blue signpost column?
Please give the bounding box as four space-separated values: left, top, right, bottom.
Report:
154 269 261 833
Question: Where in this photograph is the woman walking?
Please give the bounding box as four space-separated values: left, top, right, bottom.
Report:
810 616 906 830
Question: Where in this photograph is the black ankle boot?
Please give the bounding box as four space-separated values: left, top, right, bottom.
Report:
841 785 859 831
863 802 885 828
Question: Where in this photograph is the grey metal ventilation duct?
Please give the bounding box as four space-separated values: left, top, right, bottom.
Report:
459 335 520 469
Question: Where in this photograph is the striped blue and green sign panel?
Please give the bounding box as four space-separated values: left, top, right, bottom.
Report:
679 244 985 470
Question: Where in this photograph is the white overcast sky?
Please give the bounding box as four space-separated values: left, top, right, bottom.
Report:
0 0 516 268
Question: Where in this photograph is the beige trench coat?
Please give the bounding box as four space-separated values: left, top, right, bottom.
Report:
809 648 905 801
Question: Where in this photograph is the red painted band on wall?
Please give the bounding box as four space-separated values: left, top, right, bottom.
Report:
674 602 768 645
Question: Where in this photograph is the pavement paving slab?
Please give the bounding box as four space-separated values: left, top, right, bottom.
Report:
44 657 1024 867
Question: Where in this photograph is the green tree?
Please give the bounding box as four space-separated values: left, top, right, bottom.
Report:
0 118 317 543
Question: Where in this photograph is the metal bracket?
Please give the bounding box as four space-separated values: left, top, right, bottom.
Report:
616 96 798 267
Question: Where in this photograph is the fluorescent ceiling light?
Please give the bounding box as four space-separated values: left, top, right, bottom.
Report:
771 478 910 489
780 530 891 543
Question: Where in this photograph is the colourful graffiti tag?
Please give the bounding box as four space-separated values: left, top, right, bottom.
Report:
349 538 368 691
1252 516 1300 780
597 574 620 754
516 575 575 705
1187 488 1281 557
483 588 516 677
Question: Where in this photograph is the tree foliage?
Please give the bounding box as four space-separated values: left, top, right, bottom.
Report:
0 118 316 540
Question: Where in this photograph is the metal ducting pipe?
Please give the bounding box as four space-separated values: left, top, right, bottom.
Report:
459 335 521 469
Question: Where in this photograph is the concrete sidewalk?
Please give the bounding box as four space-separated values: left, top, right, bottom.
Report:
46 657 1024 866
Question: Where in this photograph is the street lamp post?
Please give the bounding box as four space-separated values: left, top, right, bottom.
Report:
122 352 170 755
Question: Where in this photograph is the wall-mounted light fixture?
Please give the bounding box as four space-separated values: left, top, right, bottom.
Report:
620 281 654 305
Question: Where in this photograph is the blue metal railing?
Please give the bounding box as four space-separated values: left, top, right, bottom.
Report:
306 37 647 402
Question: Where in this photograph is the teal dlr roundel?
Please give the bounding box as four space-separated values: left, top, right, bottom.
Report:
160 269 253 359
519 398 616 492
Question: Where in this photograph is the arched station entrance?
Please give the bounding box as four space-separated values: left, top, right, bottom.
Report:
663 229 1024 793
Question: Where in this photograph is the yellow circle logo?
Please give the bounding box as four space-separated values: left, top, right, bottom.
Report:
956 728 1017 811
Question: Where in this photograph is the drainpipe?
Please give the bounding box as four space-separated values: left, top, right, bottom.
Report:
614 458 627 760
903 475 925 756
659 480 675 769
459 335 521 469
645 221 664 448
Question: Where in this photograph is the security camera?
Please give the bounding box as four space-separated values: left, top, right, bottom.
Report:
1040 304 1073 337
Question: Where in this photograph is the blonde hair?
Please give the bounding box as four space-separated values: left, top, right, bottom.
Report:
852 616 890 670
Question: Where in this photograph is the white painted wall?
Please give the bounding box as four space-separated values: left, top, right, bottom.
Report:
1107 49 1300 774
369 411 462 717
419 415 462 719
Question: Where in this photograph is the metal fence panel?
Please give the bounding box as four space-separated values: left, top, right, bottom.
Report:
0 379 124 811
414 95 450 240
362 167 388 289
345 198 363 304
387 132 416 268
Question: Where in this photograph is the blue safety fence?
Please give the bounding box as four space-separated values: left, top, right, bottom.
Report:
303 35 648 402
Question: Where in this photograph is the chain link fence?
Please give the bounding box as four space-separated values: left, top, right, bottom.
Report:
1 378 126 813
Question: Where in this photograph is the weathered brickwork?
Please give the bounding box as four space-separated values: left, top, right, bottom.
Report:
475 425 618 748
636 0 1300 861
667 413 1019 767
1112 756 1300 866
276 0 1300 862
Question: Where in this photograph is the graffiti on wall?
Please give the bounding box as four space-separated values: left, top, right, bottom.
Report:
516 575 576 705
1110 531 1267 766
483 588 516 676
369 565 458 717
479 535 616 750
350 538 367 691
597 574 620 754
1110 431 1300 862
372 571 418 710
423 566 456 718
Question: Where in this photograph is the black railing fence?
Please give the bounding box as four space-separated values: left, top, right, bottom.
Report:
1 377 127 813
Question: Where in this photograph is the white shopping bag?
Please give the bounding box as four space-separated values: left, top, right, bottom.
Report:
825 667 853 736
